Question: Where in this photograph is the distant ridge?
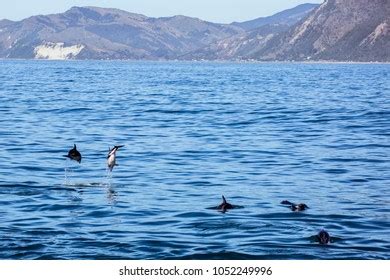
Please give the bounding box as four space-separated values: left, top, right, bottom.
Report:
0 1 388 62
231 3 318 31
253 0 390 62
0 19 14 28
0 6 242 60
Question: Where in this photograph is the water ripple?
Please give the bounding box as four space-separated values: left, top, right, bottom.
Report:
0 61 389 259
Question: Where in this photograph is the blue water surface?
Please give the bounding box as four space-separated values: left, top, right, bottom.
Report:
0 60 389 259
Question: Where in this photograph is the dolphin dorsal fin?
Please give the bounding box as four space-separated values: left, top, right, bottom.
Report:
222 195 227 204
74 144 76 149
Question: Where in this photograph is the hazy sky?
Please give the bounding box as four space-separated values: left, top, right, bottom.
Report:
0 0 323 23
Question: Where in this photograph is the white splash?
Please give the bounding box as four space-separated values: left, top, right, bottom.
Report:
34 42 84 60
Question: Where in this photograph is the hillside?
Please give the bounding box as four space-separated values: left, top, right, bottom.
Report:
0 6 242 59
0 2 388 61
183 3 318 60
256 0 390 61
232 3 318 30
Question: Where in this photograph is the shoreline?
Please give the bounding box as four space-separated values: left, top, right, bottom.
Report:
0 58 389 65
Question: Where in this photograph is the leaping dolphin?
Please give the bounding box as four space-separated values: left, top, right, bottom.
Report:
107 145 124 171
64 144 82 163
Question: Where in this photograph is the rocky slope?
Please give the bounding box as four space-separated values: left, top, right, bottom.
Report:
255 0 390 61
183 4 318 60
232 3 318 31
0 1 388 61
182 24 289 60
0 6 242 59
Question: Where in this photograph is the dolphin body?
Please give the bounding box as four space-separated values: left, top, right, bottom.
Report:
107 145 124 171
316 229 331 244
207 196 243 213
210 196 239 213
217 195 235 213
64 144 82 163
281 200 309 212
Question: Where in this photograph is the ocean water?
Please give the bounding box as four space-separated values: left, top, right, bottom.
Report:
0 60 389 260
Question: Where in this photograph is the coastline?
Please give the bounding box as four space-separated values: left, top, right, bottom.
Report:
1 58 389 64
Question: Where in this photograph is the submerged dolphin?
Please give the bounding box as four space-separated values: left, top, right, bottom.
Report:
316 229 331 244
281 200 309 212
208 196 243 213
107 145 124 171
64 144 82 163
217 195 235 213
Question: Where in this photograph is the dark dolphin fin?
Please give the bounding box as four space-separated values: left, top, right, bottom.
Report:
222 195 227 204
281 200 293 205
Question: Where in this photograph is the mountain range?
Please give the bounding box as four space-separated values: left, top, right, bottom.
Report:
252 0 389 62
0 0 388 61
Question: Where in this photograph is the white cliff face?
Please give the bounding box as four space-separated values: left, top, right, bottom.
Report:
368 22 389 44
34 42 84 60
